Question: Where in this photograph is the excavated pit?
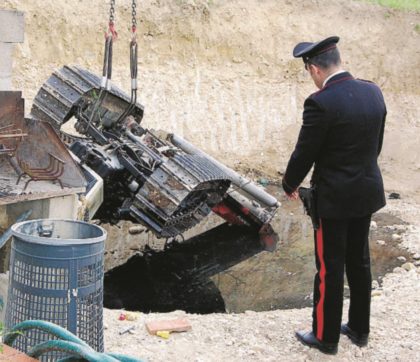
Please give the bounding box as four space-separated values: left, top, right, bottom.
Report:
104 185 412 314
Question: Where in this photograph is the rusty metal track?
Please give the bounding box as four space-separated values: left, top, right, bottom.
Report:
31 65 144 130
31 67 232 238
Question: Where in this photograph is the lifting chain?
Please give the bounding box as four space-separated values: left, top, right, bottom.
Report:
109 0 116 24
107 0 118 38
131 0 137 33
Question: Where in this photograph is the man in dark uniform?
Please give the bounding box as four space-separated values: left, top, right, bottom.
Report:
282 36 386 354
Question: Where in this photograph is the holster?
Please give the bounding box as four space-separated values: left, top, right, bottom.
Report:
298 186 320 230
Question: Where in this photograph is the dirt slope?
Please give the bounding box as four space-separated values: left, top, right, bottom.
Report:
2 0 420 200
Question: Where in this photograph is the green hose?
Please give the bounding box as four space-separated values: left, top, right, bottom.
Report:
28 340 119 362
4 320 90 348
107 354 146 362
4 319 145 362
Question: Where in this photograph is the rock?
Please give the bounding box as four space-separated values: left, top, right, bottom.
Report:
397 256 407 262
370 221 377 230
413 253 420 260
372 280 379 289
376 239 386 245
393 267 406 274
129 226 145 235
388 192 401 199
372 290 382 297
415 260 420 267
401 262 416 271
392 234 402 241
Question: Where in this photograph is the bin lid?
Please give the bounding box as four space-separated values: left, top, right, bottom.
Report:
11 219 107 245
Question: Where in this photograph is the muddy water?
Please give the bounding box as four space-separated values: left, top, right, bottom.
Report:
104 187 411 314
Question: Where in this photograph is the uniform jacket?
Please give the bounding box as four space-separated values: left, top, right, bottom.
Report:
282 71 386 219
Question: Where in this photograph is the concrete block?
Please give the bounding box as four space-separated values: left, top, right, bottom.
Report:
0 10 24 43
48 194 79 219
0 42 13 90
0 43 13 69
0 77 12 91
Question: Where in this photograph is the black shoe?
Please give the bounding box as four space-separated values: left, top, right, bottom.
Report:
295 330 338 355
340 324 369 347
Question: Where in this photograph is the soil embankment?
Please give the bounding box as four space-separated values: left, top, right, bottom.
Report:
3 0 420 201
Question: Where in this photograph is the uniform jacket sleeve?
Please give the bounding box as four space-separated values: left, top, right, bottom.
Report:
282 96 329 194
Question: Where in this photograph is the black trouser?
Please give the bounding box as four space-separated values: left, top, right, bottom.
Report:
312 215 372 344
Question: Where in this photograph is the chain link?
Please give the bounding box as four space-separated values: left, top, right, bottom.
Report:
109 0 116 23
131 0 137 31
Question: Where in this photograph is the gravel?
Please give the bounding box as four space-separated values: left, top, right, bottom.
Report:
104 199 420 361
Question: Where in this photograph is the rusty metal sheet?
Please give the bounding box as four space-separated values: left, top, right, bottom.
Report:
0 91 25 150
16 119 86 189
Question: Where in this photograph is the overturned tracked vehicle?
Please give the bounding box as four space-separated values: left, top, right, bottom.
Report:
31 65 279 242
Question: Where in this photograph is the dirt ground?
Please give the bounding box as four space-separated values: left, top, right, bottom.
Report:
1 0 420 360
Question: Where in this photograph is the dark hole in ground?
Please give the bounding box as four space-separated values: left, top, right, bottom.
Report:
104 191 412 314
104 223 263 313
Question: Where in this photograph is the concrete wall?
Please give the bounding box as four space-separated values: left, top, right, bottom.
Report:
0 10 24 90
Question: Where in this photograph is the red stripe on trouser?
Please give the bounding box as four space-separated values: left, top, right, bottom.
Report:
316 220 326 340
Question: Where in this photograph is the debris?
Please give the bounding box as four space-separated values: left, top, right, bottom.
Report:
146 318 192 335
397 256 407 262
156 330 170 339
388 192 401 199
119 313 127 321
370 221 377 230
258 178 269 187
259 223 279 252
16 151 66 191
125 311 139 321
119 326 136 335
376 240 386 245
0 124 27 158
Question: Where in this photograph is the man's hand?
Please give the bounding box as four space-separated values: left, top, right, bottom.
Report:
286 190 299 200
